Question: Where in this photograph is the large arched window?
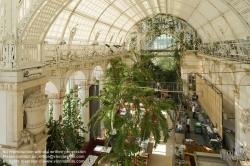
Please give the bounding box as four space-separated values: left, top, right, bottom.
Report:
150 34 175 49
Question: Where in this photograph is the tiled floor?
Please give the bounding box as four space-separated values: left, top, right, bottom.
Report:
148 133 175 166
185 111 206 146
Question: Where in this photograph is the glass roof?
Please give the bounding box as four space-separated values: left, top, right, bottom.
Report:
16 0 250 44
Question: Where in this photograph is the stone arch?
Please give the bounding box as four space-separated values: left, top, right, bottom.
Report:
89 65 104 85
65 70 87 93
45 80 59 94
44 81 59 122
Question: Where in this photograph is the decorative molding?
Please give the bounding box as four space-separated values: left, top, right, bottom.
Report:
0 83 18 90
233 83 240 99
228 64 235 72
244 68 250 76
228 64 235 71
218 75 222 85
20 130 33 145
79 81 86 86
1 32 16 68
24 68 43 78
46 93 59 99
2 33 15 43
75 65 80 70
51 70 58 77
60 68 68 77
240 107 250 125
212 60 219 65
205 58 210 62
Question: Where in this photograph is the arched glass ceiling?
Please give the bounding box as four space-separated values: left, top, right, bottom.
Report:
42 0 250 45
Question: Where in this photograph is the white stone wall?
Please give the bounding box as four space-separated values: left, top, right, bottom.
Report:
182 51 250 158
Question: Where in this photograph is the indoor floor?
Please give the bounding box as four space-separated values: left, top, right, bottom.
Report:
98 131 176 166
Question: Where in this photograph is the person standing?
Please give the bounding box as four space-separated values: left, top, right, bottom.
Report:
192 104 196 118
186 117 190 133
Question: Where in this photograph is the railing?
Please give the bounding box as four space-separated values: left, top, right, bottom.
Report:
42 44 128 67
198 42 250 63
20 43 40 65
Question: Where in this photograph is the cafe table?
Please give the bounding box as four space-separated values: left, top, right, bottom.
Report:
93 145 112 153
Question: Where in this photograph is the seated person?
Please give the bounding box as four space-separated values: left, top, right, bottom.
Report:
178 142 186 160
178 124 183 131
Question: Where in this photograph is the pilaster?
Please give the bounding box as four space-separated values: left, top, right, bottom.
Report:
4 90 24 147
1 0 18 69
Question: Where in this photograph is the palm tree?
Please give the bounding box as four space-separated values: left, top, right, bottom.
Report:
83 53 176 165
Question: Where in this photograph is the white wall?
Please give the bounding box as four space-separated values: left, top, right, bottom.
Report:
0 91 6 144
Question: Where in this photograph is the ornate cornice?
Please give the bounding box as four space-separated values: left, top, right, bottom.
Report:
0 77 47 91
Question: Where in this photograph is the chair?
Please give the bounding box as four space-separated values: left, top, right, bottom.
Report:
136 153 148 166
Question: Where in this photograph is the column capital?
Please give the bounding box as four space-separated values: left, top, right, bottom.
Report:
49 98 64 104
46 91 66 99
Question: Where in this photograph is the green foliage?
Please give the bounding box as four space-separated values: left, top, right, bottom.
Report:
46 89 86 165
83 53 176 164
0 158 11 166
147 57 178 89
62 89 86 150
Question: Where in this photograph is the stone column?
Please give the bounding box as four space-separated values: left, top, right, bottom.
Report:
47 91 65 121
49 97 64 120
